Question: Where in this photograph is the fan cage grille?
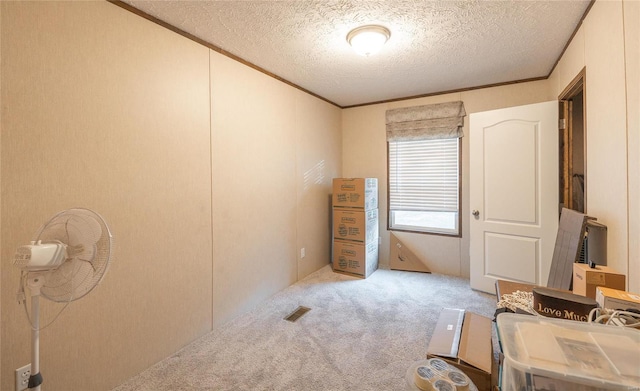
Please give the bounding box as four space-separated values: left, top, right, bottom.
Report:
32 208 113 303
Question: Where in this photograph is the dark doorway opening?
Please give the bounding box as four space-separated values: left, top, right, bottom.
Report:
559 68 586 213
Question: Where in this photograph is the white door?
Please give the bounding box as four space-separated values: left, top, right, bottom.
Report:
470 101 559 293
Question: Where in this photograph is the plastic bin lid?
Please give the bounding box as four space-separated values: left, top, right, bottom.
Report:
496 313 640 388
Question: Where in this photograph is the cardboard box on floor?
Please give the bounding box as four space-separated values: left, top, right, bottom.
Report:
389 233 430 273
427 309 494 391
332 239 378 278
572 263 625 299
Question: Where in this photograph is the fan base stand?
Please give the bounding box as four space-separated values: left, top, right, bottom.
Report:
28 373 43 391
27 276 44 391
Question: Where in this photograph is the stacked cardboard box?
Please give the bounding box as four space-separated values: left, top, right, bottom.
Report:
331 178 379 278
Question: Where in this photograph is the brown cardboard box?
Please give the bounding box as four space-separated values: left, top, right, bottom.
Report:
595 286 640 311
332 208 378 243
572 263 625 299
389 233 430 273
427 309 494 391
332 240 378 278
332 178 378 210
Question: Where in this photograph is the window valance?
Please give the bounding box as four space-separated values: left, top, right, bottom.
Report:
385 101 466 141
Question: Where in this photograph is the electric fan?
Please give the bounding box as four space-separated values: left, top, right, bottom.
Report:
13 208 113 391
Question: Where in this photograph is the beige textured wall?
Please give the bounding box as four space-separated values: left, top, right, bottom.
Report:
1 2 213 390
548 0 638 292
294 90 342 281
210 52 341 327
210 51 297 327
342 81 553 277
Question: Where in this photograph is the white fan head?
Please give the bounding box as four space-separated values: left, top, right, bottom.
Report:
16 208 113 302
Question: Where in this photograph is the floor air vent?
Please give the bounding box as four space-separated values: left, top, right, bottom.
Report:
284 306 311 322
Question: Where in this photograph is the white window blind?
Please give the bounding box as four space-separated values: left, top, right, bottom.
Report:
388 138 459 234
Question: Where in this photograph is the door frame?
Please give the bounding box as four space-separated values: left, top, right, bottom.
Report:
559 67 587 213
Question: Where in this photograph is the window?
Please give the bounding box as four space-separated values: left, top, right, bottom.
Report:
388 138 460 235
385 101 465 236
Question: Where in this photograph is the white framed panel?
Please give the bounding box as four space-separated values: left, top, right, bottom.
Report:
483 120 539 225
484 232 539 284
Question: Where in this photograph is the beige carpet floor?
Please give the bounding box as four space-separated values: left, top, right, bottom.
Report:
112 265 497 391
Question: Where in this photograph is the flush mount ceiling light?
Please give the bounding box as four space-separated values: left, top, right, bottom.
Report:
346 25 391 56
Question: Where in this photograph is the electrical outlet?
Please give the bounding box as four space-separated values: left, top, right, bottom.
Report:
15 364 31 391
300 248 306 259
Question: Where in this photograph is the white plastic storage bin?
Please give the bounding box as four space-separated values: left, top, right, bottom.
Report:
496 313 640 391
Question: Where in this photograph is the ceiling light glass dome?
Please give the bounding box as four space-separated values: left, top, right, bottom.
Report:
347 25 391 56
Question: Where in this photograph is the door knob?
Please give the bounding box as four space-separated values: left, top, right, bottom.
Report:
472 210 480 217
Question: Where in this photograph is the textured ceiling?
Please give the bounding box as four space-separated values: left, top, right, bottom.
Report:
121 0 591 107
